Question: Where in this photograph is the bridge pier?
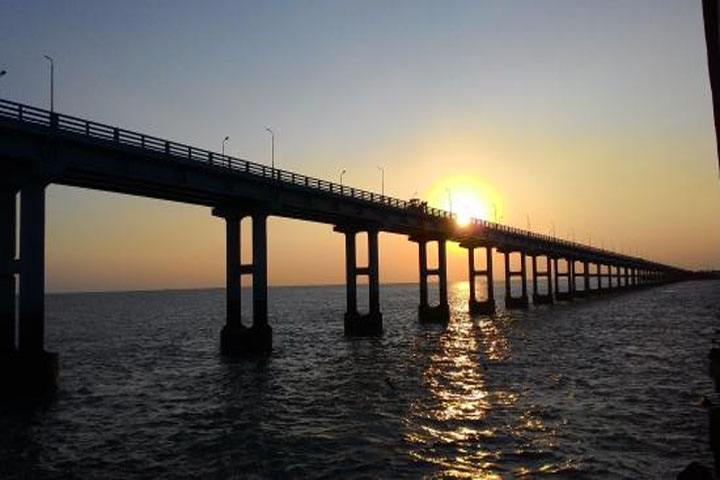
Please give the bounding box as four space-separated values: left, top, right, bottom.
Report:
464 243 495 315
502 250 529 309
582 261 591 295
215 210 272 357
413 237 449 323
531 254 553 305
0 181 58 394
554 258 574 301
338 227 383 335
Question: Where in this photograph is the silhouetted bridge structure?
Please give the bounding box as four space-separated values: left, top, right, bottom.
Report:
0 99 688 390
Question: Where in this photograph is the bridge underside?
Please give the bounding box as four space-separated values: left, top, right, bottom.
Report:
0 100 689 394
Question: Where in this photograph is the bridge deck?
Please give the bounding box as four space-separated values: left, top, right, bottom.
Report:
0 98 680 273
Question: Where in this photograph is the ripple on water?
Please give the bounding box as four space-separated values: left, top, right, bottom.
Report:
0 281 717 478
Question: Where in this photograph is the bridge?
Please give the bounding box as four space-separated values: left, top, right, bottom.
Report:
0 98 688 392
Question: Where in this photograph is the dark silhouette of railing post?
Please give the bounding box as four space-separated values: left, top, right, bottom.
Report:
214 209 272 356
336 226 383 335
503 250 529 309
413 236 450 322
464 243 495 315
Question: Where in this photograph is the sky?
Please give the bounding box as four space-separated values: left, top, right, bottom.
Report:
1 0 718 292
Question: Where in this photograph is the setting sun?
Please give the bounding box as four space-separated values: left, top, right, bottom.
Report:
425 176 502 227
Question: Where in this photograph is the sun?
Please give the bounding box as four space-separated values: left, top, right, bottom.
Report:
424 176 502 227
453 191 486 226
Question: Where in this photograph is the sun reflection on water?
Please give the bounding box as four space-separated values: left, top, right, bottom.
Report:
403 282 566 478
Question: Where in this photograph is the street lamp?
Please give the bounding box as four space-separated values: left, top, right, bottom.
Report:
340 169 346 186
43 55 54 112
446 188 452 214
492 203 498 223
0 70 6 97
265 127 275 171
377 166 385 196
221 136 230 156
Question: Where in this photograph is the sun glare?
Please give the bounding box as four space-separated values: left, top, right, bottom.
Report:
425 176 502 227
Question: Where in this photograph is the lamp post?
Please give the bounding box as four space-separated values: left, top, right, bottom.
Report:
340 169 346 187
377 166 385 196
265 127 275 170
221 136 230 156
43 55 54 113
446 188 452 215
0 70 6 97
492 203 498 223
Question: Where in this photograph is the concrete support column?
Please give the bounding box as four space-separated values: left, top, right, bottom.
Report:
0 188 16 353
1 181 59 395
216 208 272 356
596 263 602 291
583 261 590 294
486 247 495 306
554 258 571 301
418 240 428 309
466 244 495 315
368 229 380 315
340 226 382 335
547 256 554 299
520 251 528 299
416 237 449 322
553 257 560 298
504 252 511 300
18 182 46 353
504 250 529 309
532 254 553 305
468 247 476 305
225 215 242 329
252 213 268 327
624 266 630 289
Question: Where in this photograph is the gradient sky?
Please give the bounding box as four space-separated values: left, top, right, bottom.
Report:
1 0 718 292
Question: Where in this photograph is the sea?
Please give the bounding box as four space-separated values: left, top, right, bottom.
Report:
0 280 718 479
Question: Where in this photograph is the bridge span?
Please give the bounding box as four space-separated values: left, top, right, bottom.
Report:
0 99 688 391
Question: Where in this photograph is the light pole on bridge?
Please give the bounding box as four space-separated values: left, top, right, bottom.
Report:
221 136 230 156
265 127 275 171
377 166 385 196
340 169 346 187
43 55 54 113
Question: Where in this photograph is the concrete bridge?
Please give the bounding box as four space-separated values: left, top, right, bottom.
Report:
0 99 688 392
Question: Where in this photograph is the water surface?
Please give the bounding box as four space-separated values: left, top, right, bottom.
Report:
0 280 717 478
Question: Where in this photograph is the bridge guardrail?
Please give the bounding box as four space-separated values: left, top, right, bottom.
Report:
0 98 670 270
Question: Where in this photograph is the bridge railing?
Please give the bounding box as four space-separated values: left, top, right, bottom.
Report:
0 98 647 266
0 99 455 219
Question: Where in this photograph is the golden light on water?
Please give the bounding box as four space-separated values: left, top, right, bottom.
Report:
403 283 566 478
